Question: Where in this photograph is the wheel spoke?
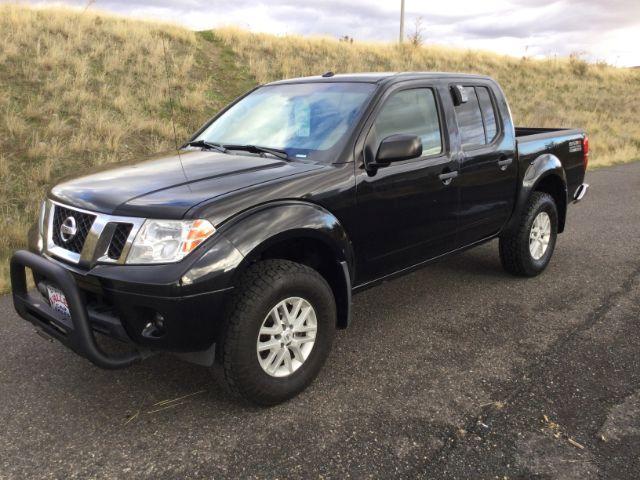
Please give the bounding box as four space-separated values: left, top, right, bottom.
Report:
530 239 538 253
289 298 303 323
283 348 293 373
262 349 277 370
257 339 280 352
290 343 305 363
260 324 282 336
271 308 284 327
269 348 286 375
293 325 316 333
297 336 315 345
292 305 312 329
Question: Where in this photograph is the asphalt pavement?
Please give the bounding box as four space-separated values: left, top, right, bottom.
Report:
1 162 639 479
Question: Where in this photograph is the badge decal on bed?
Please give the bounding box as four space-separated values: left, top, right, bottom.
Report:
568 139 582 153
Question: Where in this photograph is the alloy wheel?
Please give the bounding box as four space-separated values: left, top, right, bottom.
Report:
256 297 317 377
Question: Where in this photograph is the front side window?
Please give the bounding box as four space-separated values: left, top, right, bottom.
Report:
370 88 443 158
196 82 375 163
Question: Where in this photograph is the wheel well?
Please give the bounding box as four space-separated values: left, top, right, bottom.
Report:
250 237 350 329
535 175 567 233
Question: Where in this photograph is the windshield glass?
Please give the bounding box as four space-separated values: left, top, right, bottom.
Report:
195 82 376 163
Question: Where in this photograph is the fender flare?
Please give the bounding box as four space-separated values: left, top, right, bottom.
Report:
504 153 568 234
216 200 354 264
219 201 355 328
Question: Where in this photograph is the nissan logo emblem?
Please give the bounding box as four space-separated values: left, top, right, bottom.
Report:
60 216 77 242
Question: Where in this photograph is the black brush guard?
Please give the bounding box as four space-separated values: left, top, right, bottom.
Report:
10 250 142 369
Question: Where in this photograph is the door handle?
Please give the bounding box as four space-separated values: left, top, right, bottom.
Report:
438 170 459 185
497 157 513 171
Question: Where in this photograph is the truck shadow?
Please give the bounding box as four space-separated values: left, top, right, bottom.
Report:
427 240 506 279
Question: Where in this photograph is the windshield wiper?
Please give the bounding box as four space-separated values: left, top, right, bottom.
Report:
182 140 227 153
223 144 290 161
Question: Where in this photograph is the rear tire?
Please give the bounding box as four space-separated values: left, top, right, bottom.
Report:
217 259 335 406
499 192 558 277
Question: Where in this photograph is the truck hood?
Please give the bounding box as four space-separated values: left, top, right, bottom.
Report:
50 149 325 219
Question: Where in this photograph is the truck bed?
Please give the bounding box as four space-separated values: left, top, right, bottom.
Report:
515 127 587 200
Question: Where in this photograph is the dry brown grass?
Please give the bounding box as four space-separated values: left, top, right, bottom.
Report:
0 5 254 291
215 28 640 170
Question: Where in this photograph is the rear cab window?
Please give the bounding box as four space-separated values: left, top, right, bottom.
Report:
454 85 500 149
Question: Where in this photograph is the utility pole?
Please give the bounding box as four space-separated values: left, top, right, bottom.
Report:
399 0 405 43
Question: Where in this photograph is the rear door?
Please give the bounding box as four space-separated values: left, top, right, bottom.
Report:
353 82 460 283
452 83 517 246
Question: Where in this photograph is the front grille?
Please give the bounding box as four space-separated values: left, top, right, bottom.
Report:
107 223 133 260
51 205 96 254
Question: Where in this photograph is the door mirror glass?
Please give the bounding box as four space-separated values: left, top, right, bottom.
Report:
376 134 423 164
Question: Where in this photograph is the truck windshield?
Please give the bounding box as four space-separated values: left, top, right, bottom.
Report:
194 82 376 163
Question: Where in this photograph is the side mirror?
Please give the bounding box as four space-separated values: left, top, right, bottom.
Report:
375 134 423 165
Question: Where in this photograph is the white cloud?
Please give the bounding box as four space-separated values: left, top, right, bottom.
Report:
18 0 640 65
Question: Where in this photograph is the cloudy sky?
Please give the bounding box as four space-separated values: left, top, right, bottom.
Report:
24 0 640 66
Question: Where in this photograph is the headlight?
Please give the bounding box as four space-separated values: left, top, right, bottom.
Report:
126 219 215 264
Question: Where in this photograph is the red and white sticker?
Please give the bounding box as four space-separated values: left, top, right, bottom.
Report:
46 285 71 319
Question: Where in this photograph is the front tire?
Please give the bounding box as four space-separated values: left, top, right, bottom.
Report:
499 192 558 277
217 260 336 406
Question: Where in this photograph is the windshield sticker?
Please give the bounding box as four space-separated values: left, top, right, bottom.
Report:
294 100 311 137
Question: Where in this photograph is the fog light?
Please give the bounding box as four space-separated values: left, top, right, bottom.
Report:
142 313 166 339
154 313 165 329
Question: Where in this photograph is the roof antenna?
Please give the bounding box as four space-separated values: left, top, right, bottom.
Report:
321 71 335 77
161 35 190 184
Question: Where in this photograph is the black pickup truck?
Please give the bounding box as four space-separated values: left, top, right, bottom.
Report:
11 72 588 405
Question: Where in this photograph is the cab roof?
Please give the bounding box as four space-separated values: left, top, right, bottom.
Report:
266 72 493 86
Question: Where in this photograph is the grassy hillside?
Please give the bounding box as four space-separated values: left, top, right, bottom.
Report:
215 28 640 169
0 5 254 290
0 5 638 291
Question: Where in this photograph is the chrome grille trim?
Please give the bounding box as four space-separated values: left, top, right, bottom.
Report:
107 223 133 260
44 200 145 267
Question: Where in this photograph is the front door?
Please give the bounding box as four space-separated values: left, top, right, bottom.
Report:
354 84 460 283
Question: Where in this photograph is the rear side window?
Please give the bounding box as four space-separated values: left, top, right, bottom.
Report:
476 87 498 143
371 88 442 157
454 85 500 148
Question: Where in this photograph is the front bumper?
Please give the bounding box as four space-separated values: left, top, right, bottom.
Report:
11 250 143 369
10 250 232 369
